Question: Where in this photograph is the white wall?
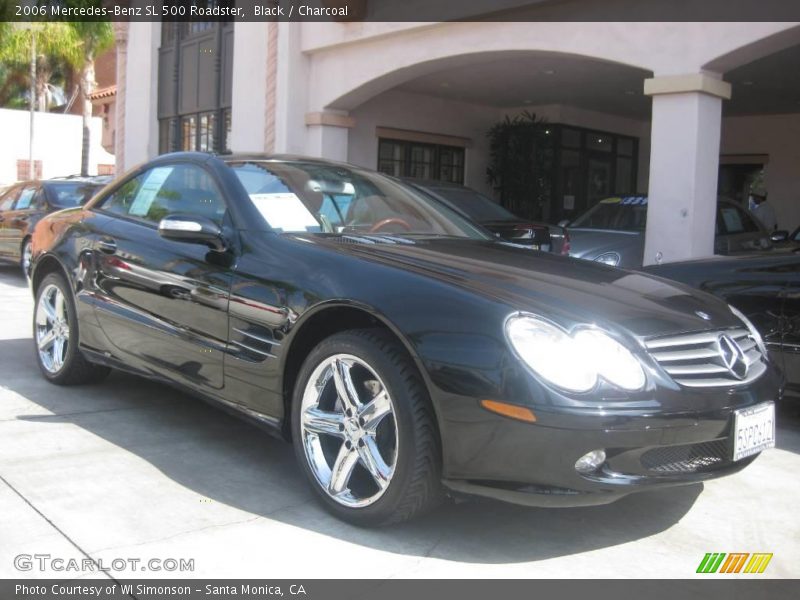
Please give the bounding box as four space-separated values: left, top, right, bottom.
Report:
302 22 799 112
721 113 800 230
123 22 160 171
348 91 652 198
349 90 498 195
231 22 269 153
0 108 115 185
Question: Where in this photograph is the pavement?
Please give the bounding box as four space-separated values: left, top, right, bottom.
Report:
0 264 798 580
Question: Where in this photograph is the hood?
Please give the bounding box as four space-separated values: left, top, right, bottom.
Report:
310 235 739 339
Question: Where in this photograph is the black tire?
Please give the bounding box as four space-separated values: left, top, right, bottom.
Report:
291 328 442 526
33 272 110 385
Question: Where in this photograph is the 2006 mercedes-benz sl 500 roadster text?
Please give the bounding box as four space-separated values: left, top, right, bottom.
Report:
30 153 780 525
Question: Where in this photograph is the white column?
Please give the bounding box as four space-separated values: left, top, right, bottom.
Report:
230 22 269 153
274 22 308 155
113 23 128 171
304 112 354 162
123 22 160 167
643 74 731 266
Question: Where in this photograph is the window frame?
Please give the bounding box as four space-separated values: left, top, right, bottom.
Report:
14 186 38 211
377 138 466 185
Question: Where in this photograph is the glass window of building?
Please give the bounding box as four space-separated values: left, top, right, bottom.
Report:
377 139 466 184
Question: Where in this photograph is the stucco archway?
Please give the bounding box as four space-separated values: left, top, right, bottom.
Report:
703 23 800 73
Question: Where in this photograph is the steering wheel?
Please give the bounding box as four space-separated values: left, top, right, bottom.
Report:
368 218 412 234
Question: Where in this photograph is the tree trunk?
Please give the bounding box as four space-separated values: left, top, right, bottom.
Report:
79 53 95 176
36 62 50 111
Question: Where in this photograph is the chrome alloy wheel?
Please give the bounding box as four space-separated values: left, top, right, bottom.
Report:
300 354 398 508
35 284 70 373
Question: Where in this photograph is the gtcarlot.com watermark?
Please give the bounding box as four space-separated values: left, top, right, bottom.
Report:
14 553 195 573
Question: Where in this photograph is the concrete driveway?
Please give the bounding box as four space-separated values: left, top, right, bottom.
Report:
0 265 798 579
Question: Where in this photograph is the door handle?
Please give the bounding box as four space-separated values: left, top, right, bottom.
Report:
97 238 117 254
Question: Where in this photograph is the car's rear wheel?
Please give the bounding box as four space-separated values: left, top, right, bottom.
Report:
292 329 442 526
33 273 110 385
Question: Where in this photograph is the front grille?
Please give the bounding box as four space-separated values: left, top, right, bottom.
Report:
640 440 731 473
644 327 767 388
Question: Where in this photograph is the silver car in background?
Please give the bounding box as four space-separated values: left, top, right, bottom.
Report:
563 196 772 268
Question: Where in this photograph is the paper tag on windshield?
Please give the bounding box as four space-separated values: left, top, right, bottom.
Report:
250 193 320 233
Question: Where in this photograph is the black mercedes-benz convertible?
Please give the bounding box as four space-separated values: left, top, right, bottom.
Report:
30 153 780 525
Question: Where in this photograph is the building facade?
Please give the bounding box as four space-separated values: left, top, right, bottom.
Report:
118 16 800 265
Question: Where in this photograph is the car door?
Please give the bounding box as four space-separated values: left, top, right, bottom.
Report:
0 185 21 257
4 184 39 260
90 161 234 390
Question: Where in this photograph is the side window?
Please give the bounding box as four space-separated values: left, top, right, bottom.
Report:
736 206 761 233
720 205 759 235
31 188 47 209
101 175 147 217
100 164 227 226
15 186 37 210
0 187 21 212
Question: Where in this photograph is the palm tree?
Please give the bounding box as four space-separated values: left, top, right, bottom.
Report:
0 23 77 111
66 22 114 176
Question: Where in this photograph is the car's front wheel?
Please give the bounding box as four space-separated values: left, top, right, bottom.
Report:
33 273 110 385
292 329 442 526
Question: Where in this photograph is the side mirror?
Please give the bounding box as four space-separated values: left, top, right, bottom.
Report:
557 219 570 228
158 214 226 252
771 230 789 243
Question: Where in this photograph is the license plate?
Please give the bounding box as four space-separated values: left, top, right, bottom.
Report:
732 402 775 461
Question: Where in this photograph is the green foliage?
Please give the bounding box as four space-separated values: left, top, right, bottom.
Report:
67 21 114 62
0 23 80 109
486 111 555 220
0 23 80 66
0 16 114 109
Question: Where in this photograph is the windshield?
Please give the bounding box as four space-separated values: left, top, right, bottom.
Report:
424 186 517 222
571 196 648 231
47 182 102 207
227 161 490 239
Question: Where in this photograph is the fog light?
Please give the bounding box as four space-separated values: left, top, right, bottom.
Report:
575 449 606 474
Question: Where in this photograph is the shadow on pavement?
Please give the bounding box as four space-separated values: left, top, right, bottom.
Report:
1 336 705 564
0 265 29 289
776 399 800 455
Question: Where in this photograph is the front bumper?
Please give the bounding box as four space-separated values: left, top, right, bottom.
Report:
436 366 782 507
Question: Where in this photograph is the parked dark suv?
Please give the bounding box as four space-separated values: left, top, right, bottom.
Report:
0 177 106 277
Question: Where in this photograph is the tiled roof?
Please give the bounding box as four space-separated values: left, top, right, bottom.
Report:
89 85 117 101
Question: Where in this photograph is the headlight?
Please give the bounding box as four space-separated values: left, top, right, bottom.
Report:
594 252 621 267
729 305 768 355
505 315 646 393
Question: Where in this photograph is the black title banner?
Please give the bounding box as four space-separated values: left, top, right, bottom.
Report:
2 0 800 23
